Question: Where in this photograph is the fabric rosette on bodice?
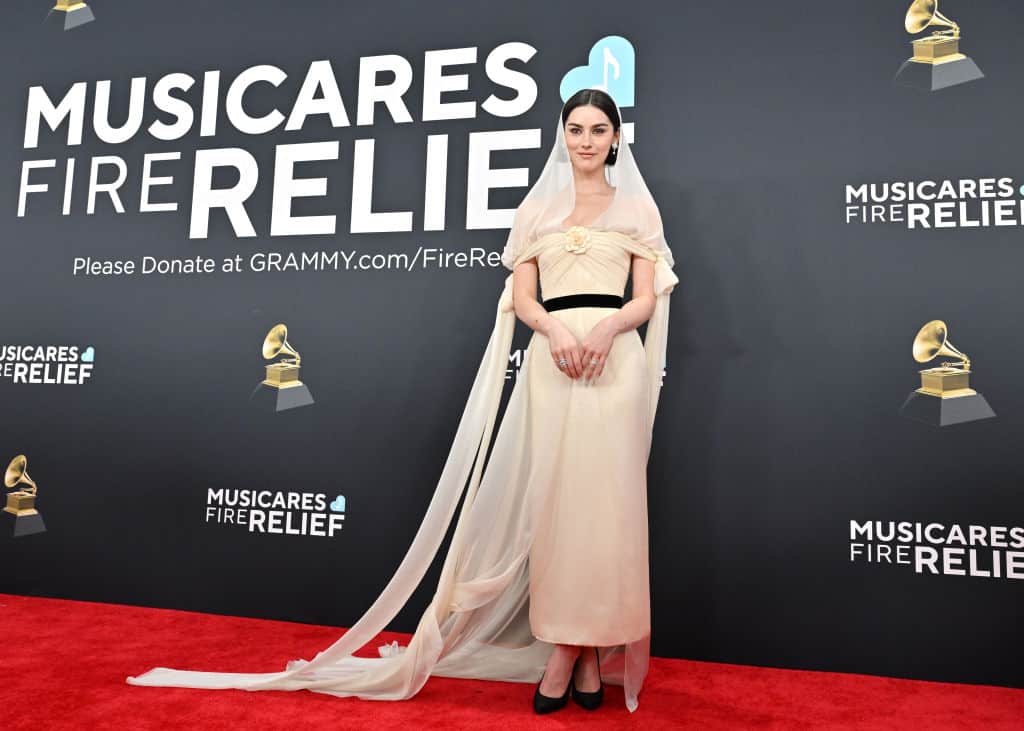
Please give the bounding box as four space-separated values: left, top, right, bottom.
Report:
563 225 593 254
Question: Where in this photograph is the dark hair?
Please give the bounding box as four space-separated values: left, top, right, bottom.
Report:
561 89 621 166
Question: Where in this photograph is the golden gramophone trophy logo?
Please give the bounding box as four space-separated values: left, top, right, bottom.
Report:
894 1 984 90
45 1 96 31
250 323 315 412
898 320 996 426
4 455 47 537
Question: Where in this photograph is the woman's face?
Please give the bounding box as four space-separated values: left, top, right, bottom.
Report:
564 105 619 173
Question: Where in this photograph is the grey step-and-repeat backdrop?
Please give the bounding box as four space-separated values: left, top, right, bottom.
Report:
2 0 1021 690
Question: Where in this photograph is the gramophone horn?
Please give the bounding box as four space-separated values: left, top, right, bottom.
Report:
912 319 970 368
4 455 38 494
905 0 960 36
262 323 301 365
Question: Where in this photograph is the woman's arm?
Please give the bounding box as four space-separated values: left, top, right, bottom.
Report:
512 258 554 335
512 258 585 379
601 255 656 334
580 256 656 383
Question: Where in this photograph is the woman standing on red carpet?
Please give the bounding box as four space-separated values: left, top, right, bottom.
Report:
128 88 678 715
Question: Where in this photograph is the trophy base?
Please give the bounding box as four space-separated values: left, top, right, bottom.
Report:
4 511 46 537
250 382 315 412
45 5 96 31
894 56 984 91
899 390 996 427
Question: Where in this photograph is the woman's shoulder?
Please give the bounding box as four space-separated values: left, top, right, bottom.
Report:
511 194 547 225
611 189 661 218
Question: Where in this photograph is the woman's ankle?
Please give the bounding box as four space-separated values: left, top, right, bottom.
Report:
572 646 601 692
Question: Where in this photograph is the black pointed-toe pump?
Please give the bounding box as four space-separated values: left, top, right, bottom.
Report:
533 654 579 714
571 647 604 710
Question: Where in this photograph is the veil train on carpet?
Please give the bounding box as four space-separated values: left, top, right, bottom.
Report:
127 94 678 713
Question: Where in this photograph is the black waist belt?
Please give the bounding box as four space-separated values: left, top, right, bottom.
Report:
542 294 623 312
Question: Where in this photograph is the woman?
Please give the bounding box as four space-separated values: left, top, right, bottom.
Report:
128 88 677 715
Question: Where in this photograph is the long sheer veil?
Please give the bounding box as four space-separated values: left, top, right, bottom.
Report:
501 94 674 271
127 93 678 713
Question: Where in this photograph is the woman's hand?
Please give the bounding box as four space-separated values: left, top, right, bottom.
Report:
548 320 584 379
580 319 617 384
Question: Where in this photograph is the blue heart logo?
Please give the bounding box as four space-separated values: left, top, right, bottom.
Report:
330 495 346 512
81 346 95 363
560 36 636 107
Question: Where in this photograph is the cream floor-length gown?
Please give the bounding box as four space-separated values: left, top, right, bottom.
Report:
128 224 677 712
524 226 652 647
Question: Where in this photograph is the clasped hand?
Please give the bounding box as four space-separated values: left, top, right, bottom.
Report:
548 319 616 383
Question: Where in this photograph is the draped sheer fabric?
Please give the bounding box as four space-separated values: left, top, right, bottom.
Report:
127 96 677 713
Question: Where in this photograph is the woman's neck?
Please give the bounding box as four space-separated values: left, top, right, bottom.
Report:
572 169 612 195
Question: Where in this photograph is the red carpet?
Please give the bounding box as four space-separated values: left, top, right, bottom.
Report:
1 593 1020 730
